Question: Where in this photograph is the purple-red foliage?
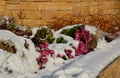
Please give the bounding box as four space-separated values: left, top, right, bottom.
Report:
36 25 93 69
73 25 93 56
36 41 54 69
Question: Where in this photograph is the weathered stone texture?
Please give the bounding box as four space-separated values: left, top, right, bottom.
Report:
0 0 119 27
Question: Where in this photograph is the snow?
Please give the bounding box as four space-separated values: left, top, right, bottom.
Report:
30 27 39 38
0 25 120 78
0 16 9 26
0 30 39 74
16 26 27 31
30 26 55 39
55 24 97 35
85 25 97 35
53 38 120 78
95 37 108 50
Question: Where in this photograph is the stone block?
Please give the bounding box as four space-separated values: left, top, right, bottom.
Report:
73 6 81 15
20 2 39 10
24 10 42 19
103 9 118 14
81 2 98 6
6 0 20 4
18 19 51 28
99 1 120 9
89 6 98 15
21 0 34 1
0 12 4 17
57 10 72 17
34 0 50 1
81 6 90 16
5 10 20 19
0 6 5 12
38 2 72 11
98 57 120 78
41 10 58 20
51 0 65 2
0 1 5 5
65 0 82 3
6 4 20 10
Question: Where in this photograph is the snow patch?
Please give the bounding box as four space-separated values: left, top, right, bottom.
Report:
0 30 39 74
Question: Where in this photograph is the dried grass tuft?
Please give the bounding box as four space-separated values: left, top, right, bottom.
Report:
49 14 120 34
48 14 85 31
88 14 120 34
0 40 17 54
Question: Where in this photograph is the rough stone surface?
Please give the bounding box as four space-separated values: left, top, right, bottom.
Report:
0 0 119 27
98 57 120 78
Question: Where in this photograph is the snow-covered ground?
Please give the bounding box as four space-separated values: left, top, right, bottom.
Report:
53 38 120 78
0 25 120 78
0 30 39 75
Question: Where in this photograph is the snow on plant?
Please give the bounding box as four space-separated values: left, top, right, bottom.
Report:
61 25 93 56
36 25 95 69
32 27 55 46
56 37 68 43
73 25 93 56
36 41 55 69
64 49 74 59
0 16 32 37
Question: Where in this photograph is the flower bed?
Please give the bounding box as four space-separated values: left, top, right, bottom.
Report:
31 24 98 69
0 16 120 78
0 16 32 37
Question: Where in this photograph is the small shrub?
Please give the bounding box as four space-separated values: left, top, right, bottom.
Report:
48 14 85 31
8 70 13 74
88 14 120 34
32 27 55 46
36 41 55 69
61 25 82 38
0 40 16 54
0 16 32 37
56 37 68 43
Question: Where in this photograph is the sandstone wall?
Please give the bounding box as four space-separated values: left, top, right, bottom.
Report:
98 57 120 78
0 0 120 27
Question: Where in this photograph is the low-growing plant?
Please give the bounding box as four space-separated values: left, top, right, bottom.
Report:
32 27 55 45
56 37 68 43
8 17 17 30
46 34 55 44
36 41 55 69
61 25 82 38
36 25 98 70
0 16 32 37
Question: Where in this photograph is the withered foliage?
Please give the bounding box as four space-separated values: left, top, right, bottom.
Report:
49 14 120 34
48 14 85 31
88 14 120 34
0 40 16 54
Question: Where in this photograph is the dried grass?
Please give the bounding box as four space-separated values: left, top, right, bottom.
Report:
0 40 16 54
88 14 120 34
48 14 120 34
48 14 85 31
